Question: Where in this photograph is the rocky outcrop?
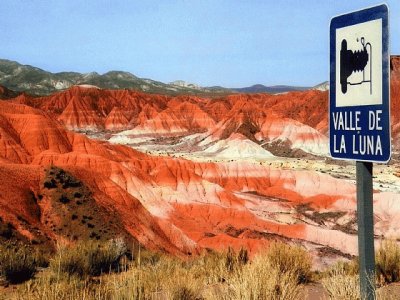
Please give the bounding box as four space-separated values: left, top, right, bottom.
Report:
0 56 399 264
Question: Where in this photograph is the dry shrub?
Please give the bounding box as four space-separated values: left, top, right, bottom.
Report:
223 254 300 300
99 266 160 299
376 239 400 286
225 247 248 273
187 247 249 288
133 248 162 267
0 243 42 284
15 273 106 300
238 247 249 265
8 243 309 299
195 250 228 285
152 255 203 299
88 237 127 275
50 238 127 278
51 246 85 278
322 259 359 279
172 286 199 300
266 242 312 283
166 271 204 300
101 251 203 300
322 264 360 300
225 247 236 273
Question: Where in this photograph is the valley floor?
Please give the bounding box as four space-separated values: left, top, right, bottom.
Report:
85 128 400 268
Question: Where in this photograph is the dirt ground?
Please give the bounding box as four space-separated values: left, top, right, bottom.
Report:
301 283 328 299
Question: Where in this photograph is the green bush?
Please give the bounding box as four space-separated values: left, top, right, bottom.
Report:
0 243 38 284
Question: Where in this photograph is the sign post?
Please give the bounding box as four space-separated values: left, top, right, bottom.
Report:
330 4 390 299
356 161 375 299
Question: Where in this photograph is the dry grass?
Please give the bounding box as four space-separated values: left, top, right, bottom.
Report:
321 239 400 299
322 263 361 300
3 243 307 299
376 239 400 286
266 241 312 284
6 239 400 299
0 242 48 284
49 238 127 278
218 254 300 300
321 264 398 300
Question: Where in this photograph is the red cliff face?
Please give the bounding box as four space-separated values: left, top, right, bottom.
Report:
0 57 399 262
12 85 330 158
7 57 400 139
390 56 400 148
0 99 356 258
0 101 197 255
13 86 316 129
391 55 400 80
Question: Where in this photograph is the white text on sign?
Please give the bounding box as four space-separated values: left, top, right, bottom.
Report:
332 110 383 155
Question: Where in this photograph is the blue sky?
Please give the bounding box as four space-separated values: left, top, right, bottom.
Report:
0 1 398 87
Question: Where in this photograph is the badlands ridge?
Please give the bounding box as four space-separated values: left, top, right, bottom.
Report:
0 57 399 267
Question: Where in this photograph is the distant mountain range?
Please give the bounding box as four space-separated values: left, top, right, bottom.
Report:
0 58 325 96
312 81 329 92
231 84 310 94
0 59 231 96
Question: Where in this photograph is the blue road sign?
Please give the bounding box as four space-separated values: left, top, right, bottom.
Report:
330 4 390 163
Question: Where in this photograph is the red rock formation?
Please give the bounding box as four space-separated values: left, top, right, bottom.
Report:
10 84 327 141
58 95 103 130
0 56 399 262
390 56 400 148
0 101 195 255
105 107 130 131
391 55 400 81
0 99 362 258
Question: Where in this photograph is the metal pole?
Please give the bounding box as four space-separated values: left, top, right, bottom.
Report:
356 161 375 300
